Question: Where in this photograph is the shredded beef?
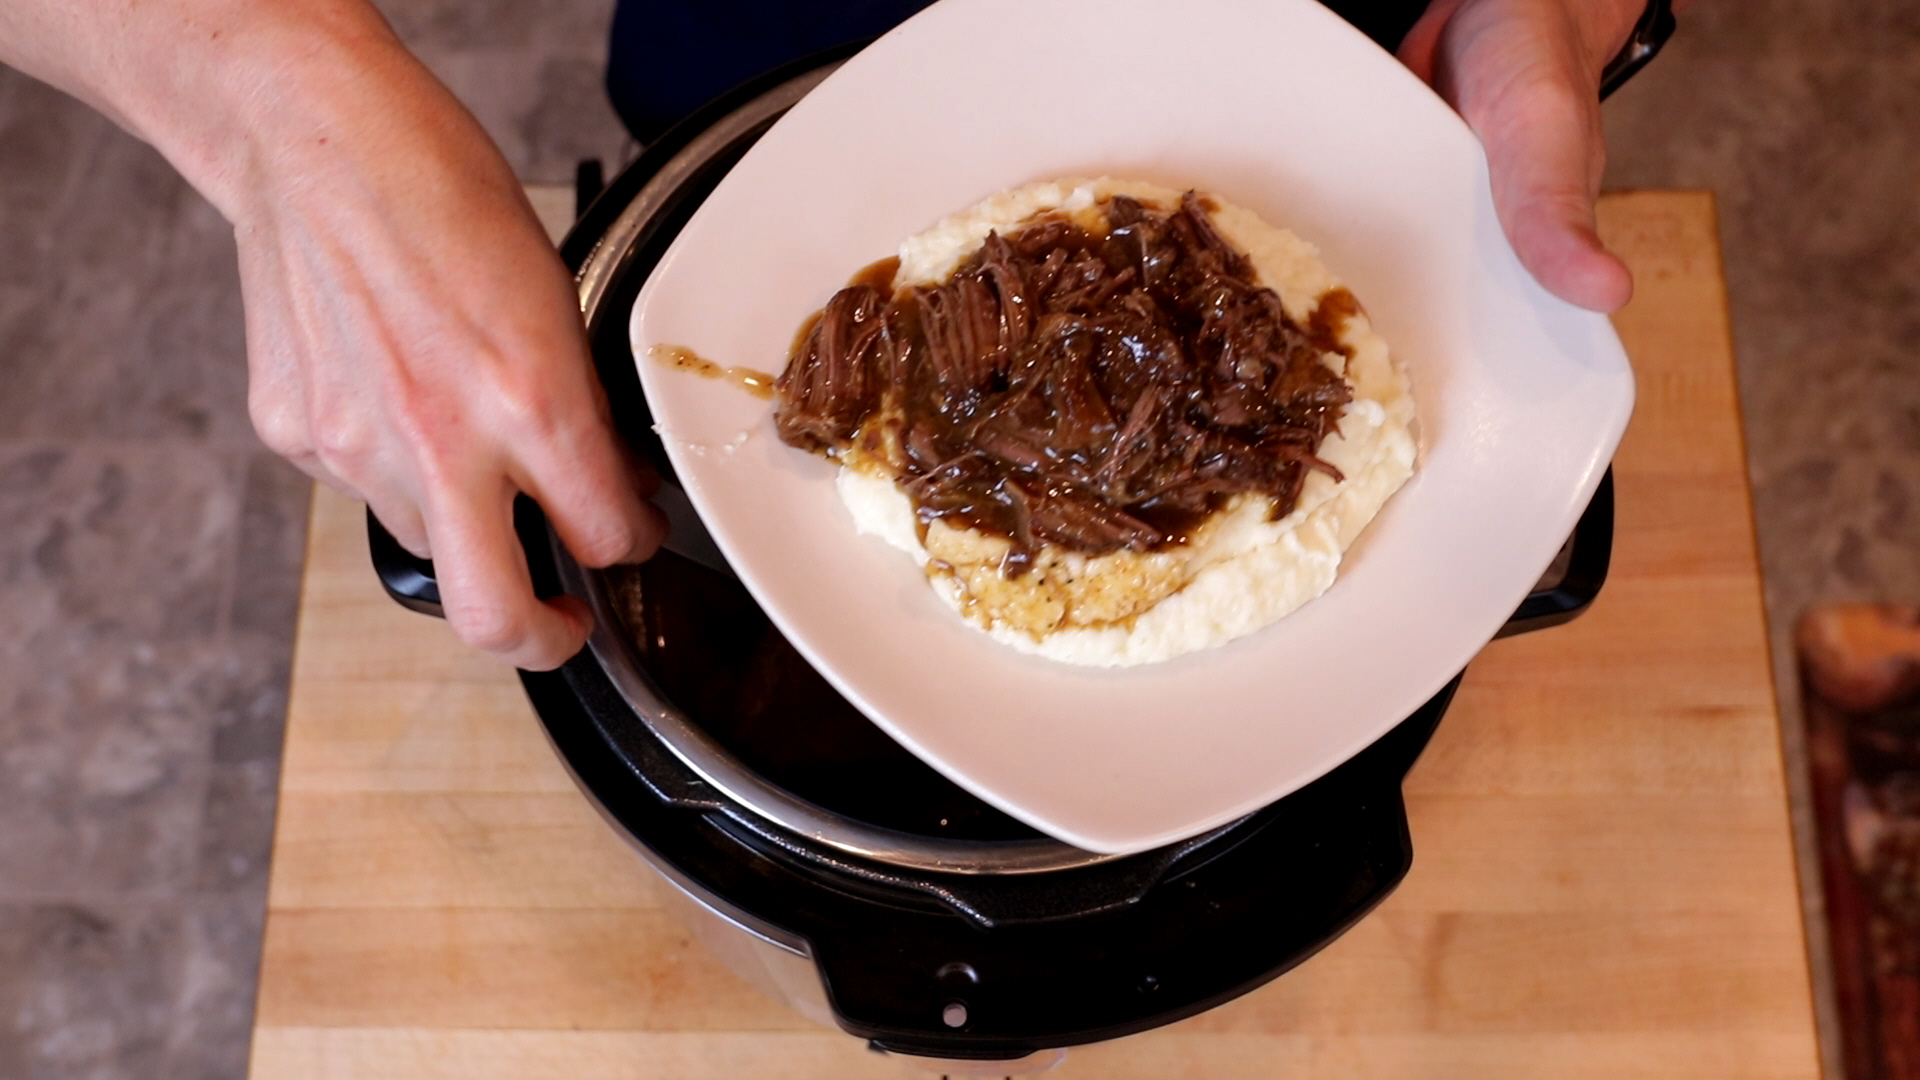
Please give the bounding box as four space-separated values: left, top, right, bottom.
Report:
773 191 1355 576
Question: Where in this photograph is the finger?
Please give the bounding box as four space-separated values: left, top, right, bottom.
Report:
362 489 433 560
1472 73 1633 311
1396 0 1472 83
476 309 668 570
518 420 668 569
538 473 669 570
1404 0 1634 312
1497 166 1633 313
425 479 590 670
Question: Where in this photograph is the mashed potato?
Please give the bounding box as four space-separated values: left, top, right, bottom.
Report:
835 177 1416 667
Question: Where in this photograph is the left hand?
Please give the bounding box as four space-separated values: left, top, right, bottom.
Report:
1397 0 1648 312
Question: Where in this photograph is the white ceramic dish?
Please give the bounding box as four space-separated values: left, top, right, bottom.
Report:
630 0 1633 855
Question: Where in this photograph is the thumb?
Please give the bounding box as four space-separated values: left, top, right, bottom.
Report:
1402 0 1633 312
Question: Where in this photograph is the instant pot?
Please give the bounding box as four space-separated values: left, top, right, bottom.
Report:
372 46 1615 1072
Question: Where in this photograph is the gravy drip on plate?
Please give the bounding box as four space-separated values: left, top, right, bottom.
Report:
649 344 778 399
775 192 1354 578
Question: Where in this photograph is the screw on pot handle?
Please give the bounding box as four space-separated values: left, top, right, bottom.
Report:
367 496 559 619
367 509 443 617
1497 467 1615 640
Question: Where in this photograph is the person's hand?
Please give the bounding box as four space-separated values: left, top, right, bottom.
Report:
235 97 665 669
2 0 666 669
1397 0 1648 312
226 25 665 670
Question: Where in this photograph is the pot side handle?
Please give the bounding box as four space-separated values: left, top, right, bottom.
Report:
1497 467 1615 640
372 468 1617 635
368 496 558 620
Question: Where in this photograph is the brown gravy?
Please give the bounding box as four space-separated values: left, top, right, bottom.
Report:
648 344 777 400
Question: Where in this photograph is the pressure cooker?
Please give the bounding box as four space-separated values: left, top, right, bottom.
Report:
371 44 1615 1073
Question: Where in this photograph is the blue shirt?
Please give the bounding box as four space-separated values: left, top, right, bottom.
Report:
605 0 1431 142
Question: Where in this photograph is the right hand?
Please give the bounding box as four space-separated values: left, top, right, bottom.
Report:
1 0 666 669
223 24 666 670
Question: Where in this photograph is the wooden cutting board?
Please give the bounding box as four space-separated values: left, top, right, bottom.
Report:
249 191 1822 1079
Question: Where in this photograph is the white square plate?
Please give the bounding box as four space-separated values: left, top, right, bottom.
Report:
630 0 1633 855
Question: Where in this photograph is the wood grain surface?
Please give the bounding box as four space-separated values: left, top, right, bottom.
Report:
249 192 1821 1079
